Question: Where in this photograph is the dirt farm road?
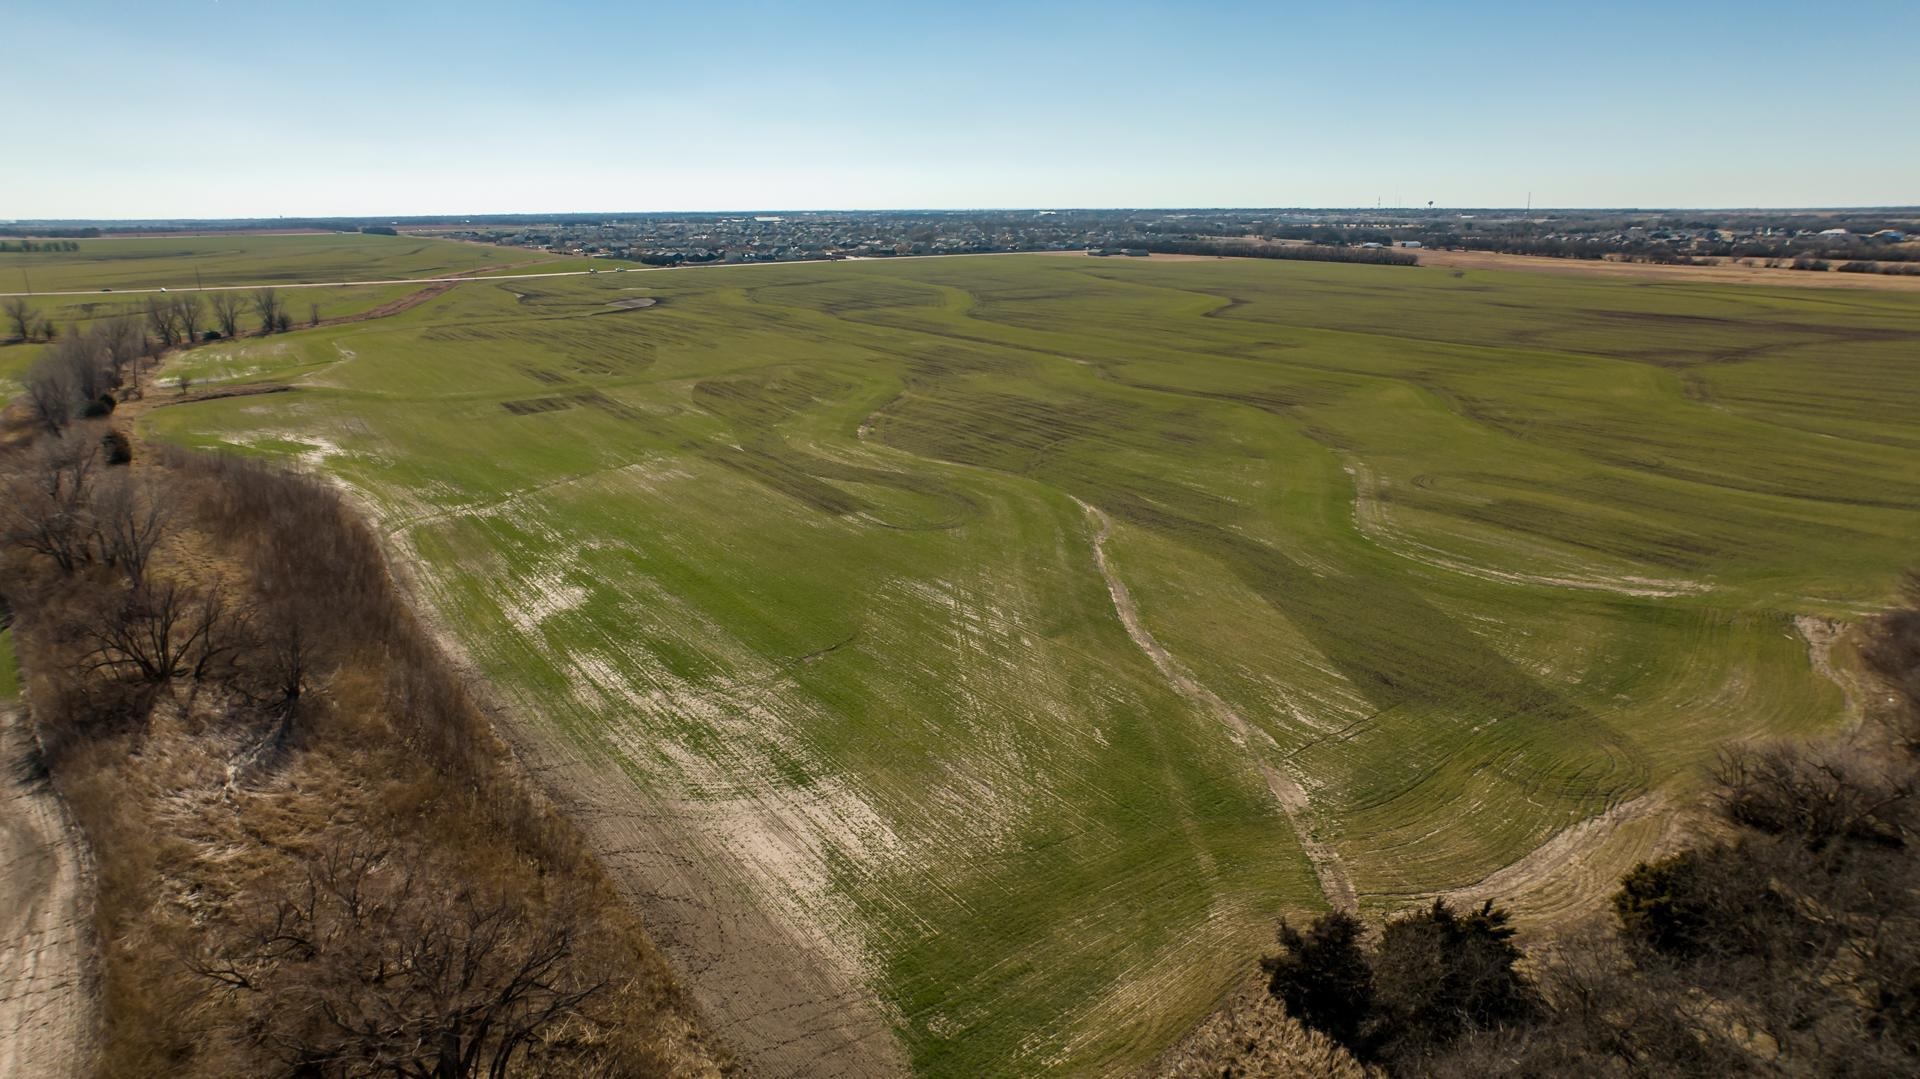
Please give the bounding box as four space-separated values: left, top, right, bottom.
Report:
0 703 93 1079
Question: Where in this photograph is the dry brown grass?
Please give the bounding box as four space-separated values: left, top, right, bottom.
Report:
1141 976 1375 1079
0 406 731 1077
1416 248 1920 291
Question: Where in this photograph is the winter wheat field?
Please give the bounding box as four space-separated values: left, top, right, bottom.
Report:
36 233 1918 1075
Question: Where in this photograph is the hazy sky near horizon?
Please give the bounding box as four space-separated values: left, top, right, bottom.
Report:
5 0 1916 218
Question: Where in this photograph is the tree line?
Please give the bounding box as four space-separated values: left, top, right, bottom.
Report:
13 287 312 434
0 238 82 252
1258 593 1920 1075
7 286 305 349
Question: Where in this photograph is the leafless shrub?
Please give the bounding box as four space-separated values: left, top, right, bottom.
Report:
1713 742 1913 851
33 670 161 761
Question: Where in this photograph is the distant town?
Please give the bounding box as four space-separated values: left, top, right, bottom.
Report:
6 207 1918 274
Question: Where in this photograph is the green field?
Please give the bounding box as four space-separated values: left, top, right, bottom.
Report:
0 232 628 393
0 627 18 704
0 232 567 294
139 250 1920 1074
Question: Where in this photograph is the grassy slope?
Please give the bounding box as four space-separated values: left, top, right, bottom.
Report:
141 254 1920 1075
0 628 17 703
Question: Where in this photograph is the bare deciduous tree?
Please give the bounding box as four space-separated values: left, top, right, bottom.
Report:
91 475 170 588
3 296 34 342
210 290 244 339
4 438 98 572
172 293 204 342
65 327 111 403
145 295 180 349
252 287 281 335
238 603 310 745
25 353 76 435
81 578 248 685
98 314 146 397
192 843 604 1079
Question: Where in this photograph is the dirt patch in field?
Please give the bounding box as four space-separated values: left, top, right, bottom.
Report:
1418 248 1920 291
1796 615 1874 730
0 703 96 1078
1430 793 1681 927
480 737 910 1079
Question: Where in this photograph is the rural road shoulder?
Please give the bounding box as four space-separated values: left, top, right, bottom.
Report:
0 703 95 1079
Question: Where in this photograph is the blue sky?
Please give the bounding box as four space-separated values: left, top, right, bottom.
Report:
4 1 1916 217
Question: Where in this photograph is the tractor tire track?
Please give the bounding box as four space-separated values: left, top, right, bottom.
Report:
1076 498 1356 910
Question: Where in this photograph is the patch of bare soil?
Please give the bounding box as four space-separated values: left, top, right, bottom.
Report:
1431 793 1681 929
0 704 95 1079
487 740 909 1079
1418 248 1920 291
1796 615 1874 730
1076 499 1357 910
375 511 910 1079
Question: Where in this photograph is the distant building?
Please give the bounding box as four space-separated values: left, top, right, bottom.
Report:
1819 228 1851 237
1396 240 1423 248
